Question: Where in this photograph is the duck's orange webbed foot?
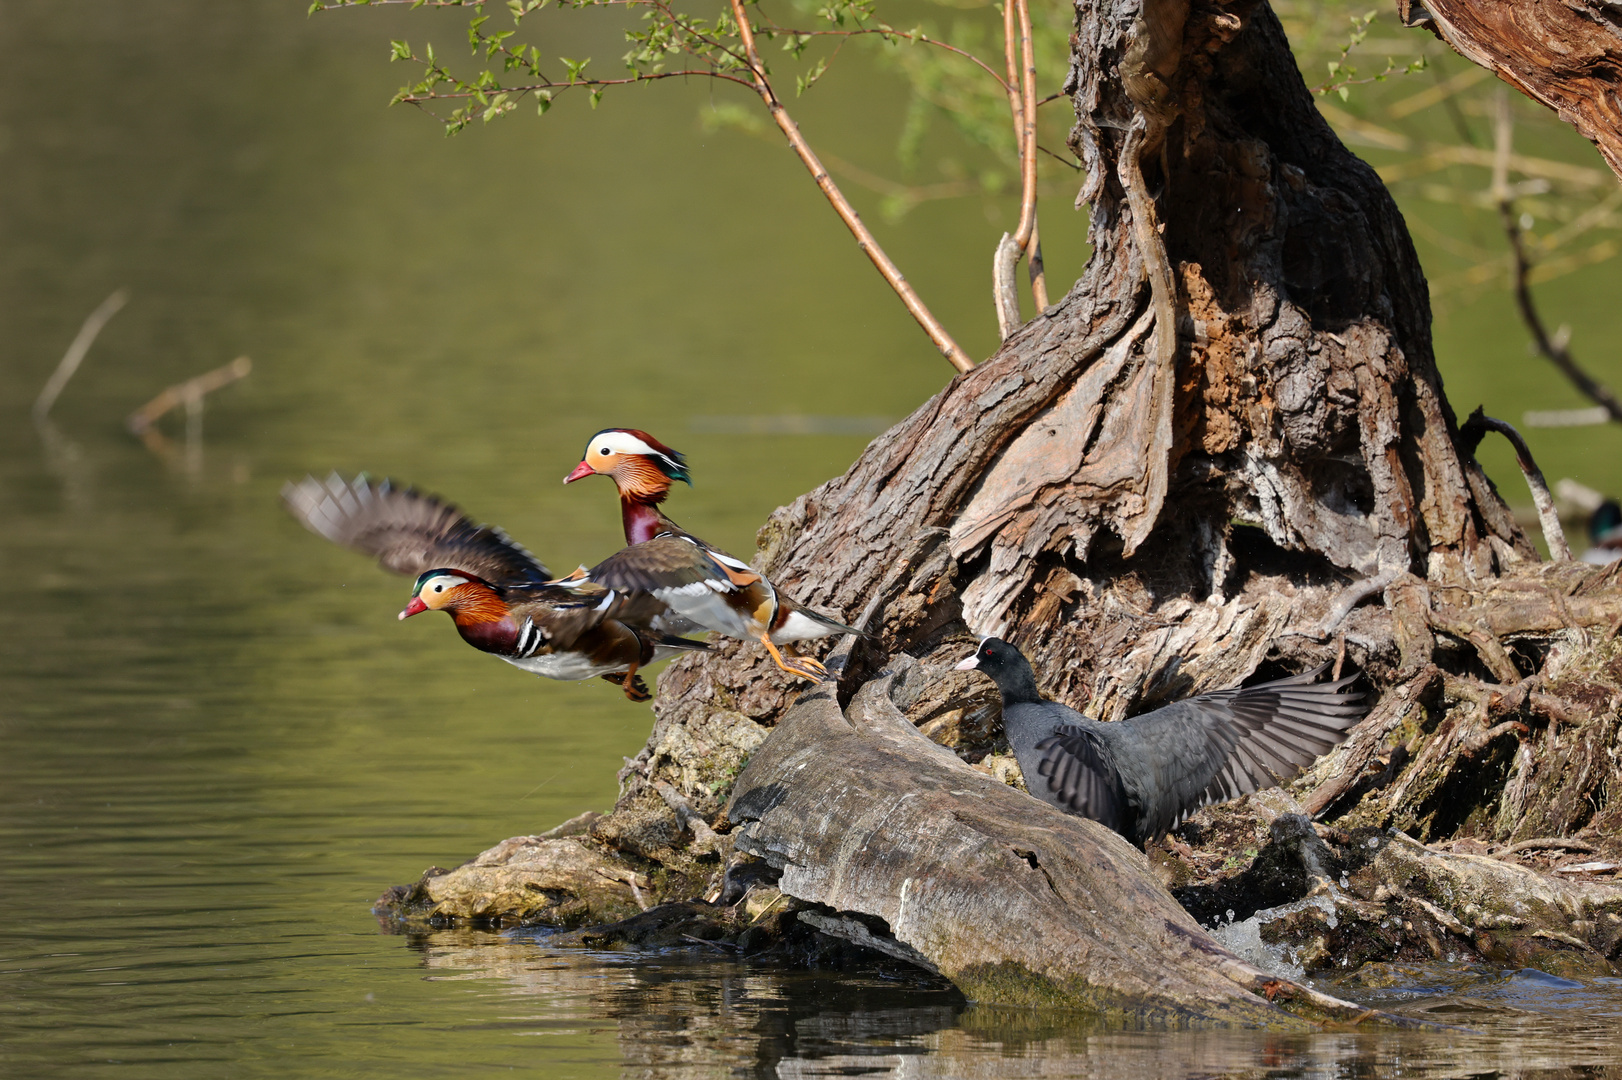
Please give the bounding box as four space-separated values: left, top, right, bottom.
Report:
600 669 652 702
760 636 831 683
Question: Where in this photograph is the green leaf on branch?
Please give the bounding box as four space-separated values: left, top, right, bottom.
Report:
796 57 828 96
390 39 412 61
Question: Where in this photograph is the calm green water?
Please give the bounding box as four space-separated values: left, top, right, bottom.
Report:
4 2 1622 1076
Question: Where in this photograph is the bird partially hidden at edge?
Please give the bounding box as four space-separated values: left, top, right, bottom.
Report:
956 638 1368 848
557 428 870 682
1582 500 1622 565
282 474 709 701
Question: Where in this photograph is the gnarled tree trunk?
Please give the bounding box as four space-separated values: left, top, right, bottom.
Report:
754 0 1524 701
383 0 1622 1013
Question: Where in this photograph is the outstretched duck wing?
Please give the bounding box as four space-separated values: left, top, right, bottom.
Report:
282 473 550 585
568 535 762 637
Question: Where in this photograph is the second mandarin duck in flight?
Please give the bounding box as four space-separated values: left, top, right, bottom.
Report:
283 473 707 701
560 428 868 681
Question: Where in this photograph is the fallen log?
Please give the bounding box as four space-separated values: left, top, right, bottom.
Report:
726 658 1412 1027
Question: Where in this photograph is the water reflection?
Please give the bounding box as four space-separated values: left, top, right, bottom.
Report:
403 935 1622 1079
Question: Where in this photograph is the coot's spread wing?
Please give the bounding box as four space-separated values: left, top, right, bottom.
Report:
1032 721 1129 836
1128 664 1367 841
283 474 551 585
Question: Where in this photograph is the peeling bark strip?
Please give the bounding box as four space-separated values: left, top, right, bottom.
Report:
1406 0 1622 186
727 669 1411 1026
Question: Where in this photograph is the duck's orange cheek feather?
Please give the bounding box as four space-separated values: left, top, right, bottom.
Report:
617 457 673 499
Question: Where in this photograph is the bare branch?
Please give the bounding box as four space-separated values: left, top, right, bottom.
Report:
728 0 972 372
1490 90 1622 425
1459 407 1572 562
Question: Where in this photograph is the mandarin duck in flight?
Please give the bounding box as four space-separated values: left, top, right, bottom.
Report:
957 638 1367 848
559 428 868 681
282 474 707 701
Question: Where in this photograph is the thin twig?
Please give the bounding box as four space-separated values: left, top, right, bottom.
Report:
755 25 1012 92
1507 836 1597 855
818 153 975 204
1459 409 1571 561
727 0 972 372
396 67 760 106
1038 143 1082 170
33 290 129 424
1491 89 1622 424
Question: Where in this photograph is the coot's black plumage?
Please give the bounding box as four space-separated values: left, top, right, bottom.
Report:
956 638 1367 848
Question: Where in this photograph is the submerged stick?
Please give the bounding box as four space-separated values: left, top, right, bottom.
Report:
127 357 253 469
126 356 253 437
33 289 129 424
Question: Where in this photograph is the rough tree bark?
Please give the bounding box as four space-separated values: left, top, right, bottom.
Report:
378 0 1622 1015
760 0 1526 707
1402 0 1622 186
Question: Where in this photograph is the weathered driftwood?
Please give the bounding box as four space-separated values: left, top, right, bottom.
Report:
725 661 1404 1026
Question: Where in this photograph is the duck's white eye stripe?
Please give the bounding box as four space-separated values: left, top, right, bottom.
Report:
598 431 660 457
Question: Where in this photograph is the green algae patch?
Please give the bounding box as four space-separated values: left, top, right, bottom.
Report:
950 961 1316 1030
